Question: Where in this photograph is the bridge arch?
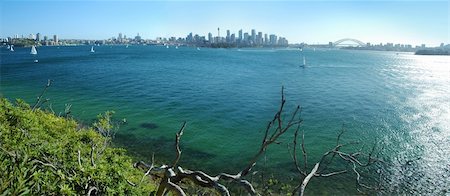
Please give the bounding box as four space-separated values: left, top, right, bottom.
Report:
333 38 365 47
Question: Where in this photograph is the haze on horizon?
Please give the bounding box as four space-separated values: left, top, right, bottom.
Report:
1 0 448 46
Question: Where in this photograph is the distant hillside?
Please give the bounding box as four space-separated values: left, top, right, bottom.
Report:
415 48 450 55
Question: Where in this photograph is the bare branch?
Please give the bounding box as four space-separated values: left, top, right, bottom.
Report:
32 79 52 111
172 122 187 168
300 163 319 196
87 186 98 196
90 145 96 167
78 149 82 168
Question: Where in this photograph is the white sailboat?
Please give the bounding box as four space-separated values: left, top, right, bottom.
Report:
30 45 38 63
90 46 95 53
197 47 200 50
175 45 178 49
10 45 14 52
166 45 169 49
126 44 129 48
303 56 306 66
6 45 10 49
30 45 37 55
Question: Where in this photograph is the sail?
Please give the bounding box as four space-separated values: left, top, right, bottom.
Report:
10 45 14 51
91 46 95 53
30 46 37 55
303 56 306 66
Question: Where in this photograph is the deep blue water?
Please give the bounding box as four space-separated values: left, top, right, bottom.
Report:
1 45 449 194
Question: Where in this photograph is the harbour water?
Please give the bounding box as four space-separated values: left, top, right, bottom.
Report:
1 45 449 194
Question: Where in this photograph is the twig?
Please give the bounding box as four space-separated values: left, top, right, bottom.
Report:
87 186 98 196
32 79 51 111
78 149 82 168
90 145 96 167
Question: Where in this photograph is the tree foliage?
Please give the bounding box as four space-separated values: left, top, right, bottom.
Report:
0 98 156 195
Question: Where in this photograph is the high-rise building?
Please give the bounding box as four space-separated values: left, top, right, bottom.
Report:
36 33 41 42
244 33 249 43
257 32 263 45
118 33 123 42
269 34 277 45
238 29 243 41
43 35 48 42
226 30 230 43
208 32 213 43
53 35 58 44
231 34 236 43
251 29 256 43
264 34 268 45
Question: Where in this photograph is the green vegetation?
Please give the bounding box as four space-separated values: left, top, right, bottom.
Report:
9 38 39 47
0 98 156 195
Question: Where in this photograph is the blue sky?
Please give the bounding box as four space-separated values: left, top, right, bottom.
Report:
1 1 448 46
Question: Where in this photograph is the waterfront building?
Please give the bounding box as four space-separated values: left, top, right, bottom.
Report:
53 35 58 45
36 33 41 42
208 32 213 43
135 33 141 42
226 30 230 43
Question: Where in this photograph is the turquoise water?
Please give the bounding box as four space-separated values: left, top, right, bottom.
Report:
1 45 449 194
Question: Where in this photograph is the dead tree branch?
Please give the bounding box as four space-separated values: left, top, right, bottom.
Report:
137 86 303 196
291 128 384 196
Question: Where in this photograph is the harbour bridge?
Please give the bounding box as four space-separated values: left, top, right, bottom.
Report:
333 38 365 47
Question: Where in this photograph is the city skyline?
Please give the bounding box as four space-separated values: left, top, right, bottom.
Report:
1 1 448 46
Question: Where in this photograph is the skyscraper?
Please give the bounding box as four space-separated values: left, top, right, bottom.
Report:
208 32 213 43
53 35 58 44
36 33 41 42
257 32 263 45
226 30 230 43
238 29 243 42
251 29 256 43
264 34 268 45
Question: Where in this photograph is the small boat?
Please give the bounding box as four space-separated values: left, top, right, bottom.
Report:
175 46 178 49
126 44 129 48
6 45 10 49
90 46 95 53
303 56 306 66
166 45 169 49
10 45 14 52
34 60 39 63
197 47 200 50
299 48 302 52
